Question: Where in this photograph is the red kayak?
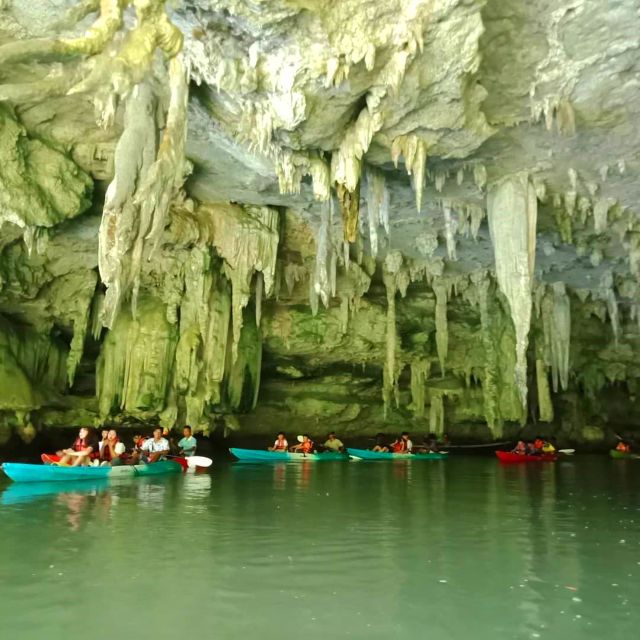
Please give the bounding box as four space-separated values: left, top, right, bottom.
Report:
496 451 558 463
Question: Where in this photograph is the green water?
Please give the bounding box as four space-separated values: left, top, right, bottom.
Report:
1 457 639 639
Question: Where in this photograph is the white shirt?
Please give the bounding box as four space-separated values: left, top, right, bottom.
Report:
113 442 126 455
406 439 413 452
273 439 288 450
141 437 170 453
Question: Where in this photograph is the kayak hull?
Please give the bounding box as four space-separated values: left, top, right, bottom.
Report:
347 448 448 460
229 448 348 462
495 451 558 463
609 449 639 459
2 463 111 482
2 460 182 482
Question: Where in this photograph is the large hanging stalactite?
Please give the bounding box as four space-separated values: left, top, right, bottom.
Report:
487 172 537 409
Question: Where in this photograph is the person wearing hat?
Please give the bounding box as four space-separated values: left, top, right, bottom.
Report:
323 432 344 452
290 434 314 454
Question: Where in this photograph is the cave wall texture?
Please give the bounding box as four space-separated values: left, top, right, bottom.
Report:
1 0 640 447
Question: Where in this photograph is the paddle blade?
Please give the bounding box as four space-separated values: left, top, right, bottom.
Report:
559 449 575 455
186 456 213 468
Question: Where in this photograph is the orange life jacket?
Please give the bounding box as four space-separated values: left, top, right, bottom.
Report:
301 440 314 453
616 442 630 453
534 438 544 450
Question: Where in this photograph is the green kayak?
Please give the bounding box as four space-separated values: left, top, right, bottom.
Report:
609 449 640 459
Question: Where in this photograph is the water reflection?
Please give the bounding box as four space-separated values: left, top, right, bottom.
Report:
1 479 109 506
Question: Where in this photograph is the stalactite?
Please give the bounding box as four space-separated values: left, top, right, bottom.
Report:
382 251 403 415
542 282 571 392
337 182 360 243
536 359 554 422
410 360 430 418
209 204 279 359
433 283 448 376
593 198 615 234
487 172 537 407
313 201 331 307
429 392 444 436
364 168 389 257
599 270 620 344
442 205 457 261
390 134 427 213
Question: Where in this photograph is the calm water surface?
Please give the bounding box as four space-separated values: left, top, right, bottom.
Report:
1 456 639 639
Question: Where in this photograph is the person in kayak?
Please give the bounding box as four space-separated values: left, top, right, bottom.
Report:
57 427 99 466
542 438 556 454
533 436 545 452
323 432 344 452
511 440 527 455
415 432 439 453
98 429 109 456
390 432 413 453
616 440 631 453
290 434 314 454
100 429 126 466
268 432 288 452
178 426 197 457
372 433 389 452
129 428 170 463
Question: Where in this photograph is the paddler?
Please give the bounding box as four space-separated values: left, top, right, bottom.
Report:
178 425 197 457
533 435 545 452
290 434 314 454
542 438 556 454
268 432 288 451
57 427 99 466
323 432 344 452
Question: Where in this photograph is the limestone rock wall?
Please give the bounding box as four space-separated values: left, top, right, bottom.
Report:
1 1 640 447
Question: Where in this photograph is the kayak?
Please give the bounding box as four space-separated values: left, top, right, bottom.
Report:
229 448 348 462
609 449 640 459
42 453 191 472
495 451 558 463
347 448 448 460
1 460 183 483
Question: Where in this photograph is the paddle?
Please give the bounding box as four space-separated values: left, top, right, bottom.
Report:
558 449 575 455
173 455 212 469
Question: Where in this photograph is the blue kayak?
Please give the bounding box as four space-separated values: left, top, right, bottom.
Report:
1 460 183 483
347 448 448 461
230 448 348 462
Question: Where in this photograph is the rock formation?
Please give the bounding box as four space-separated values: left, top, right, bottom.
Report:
1 0 640 446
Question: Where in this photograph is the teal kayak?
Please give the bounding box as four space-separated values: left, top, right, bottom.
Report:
1 460 183 483
347 448 448 460
229 448 348 462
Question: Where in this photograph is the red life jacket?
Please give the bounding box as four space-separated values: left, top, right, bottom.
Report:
301 440 314 453
534 438 544 450
391 440 407 453
73 437 99 460
273 439 287 451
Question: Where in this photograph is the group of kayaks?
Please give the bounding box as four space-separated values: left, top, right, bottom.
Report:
2 445 637 483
